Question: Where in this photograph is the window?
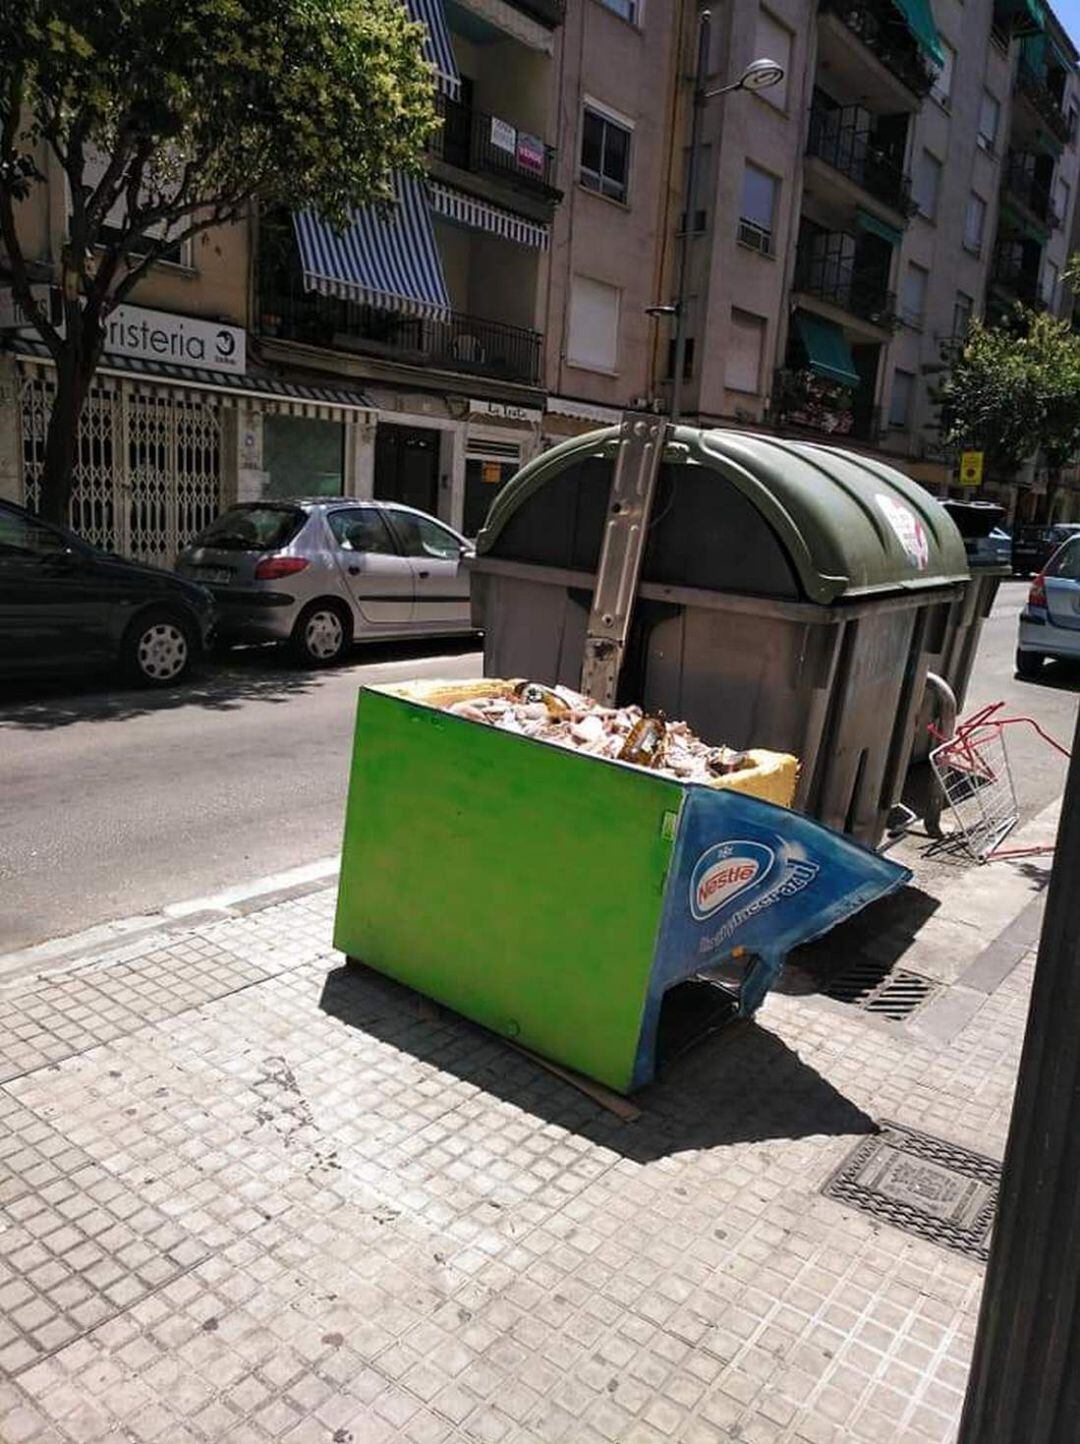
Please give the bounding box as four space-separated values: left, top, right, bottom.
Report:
328 508 398 555
888 369 915 428
739 162 778 253
953 291 974 336
1047 537 1080 579
1056 176 1071 225
597 0 640 21
931 41 955 107
78 145 186 265
390 513 464 560
1045 259 1059 307
725 310 767 394
902 263 929 328
193 506 305 551
580 103 632 203
0 510 71 559
567 274 621 371
978 90 1000 151
913 149 942 220
964 192 987 254
754 11 792 110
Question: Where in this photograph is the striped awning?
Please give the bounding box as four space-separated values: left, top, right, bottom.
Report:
293 175 451 319
405 0 460 99
428 182 550 250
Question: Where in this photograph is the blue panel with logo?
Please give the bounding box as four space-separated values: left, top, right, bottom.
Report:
631 786 910 1089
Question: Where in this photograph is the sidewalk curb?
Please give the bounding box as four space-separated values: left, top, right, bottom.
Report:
0 855 340 984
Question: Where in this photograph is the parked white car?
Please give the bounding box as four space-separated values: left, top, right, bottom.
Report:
1016 532 1080 679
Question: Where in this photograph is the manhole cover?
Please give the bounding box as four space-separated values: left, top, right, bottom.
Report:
823 1122 1000 1261
823 962 939 1019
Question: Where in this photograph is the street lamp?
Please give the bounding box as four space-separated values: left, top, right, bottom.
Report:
657 10 784 421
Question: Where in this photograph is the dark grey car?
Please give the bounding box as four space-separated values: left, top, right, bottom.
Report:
176 499 474 665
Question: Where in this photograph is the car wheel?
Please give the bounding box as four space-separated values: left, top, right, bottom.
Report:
291 601 350 666
122 608 194 687
1016 648 1045 680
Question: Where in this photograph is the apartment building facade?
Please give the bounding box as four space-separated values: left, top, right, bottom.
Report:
4 0 1080 561
655 0 1080 521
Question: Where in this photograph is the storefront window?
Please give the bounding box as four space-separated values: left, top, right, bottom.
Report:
464 455 518 538
263 415 344 499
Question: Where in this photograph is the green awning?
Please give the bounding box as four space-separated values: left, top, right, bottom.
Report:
1022 31 1048 68
857 208 903 247
1000 198 1049 244
891 0 945 66
794 311 860 388
1012 0 1046 37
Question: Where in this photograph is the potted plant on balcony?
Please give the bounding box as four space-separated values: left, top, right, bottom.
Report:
773 368 855 435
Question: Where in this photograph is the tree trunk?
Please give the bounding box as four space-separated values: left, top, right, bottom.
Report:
36 301 99 527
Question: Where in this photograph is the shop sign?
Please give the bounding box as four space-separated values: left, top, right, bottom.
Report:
101 304 245 374
490 117 517 154
469 397 542 423
0 285 53 331
515 132 546 176
958 450 984 487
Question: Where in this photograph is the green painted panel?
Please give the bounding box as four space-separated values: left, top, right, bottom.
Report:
333 688 684 1093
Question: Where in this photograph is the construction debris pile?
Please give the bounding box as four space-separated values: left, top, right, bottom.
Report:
443 680 754 785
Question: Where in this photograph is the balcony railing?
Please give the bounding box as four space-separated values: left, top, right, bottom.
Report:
1016 61 1073 144
432 95 559 198
806 106 916 216
793 246 898 328
258 282 542 386
818 0 936 98
990 245 1047 309
769 368 880 442
1003 154 1060 229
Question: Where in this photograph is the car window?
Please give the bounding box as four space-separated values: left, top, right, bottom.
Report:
194 506 304 552
327 508 397 555
0 510 70 559
1046 538 1080 580
390 513 463 561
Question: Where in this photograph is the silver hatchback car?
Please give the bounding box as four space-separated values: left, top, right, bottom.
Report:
176 499 475 665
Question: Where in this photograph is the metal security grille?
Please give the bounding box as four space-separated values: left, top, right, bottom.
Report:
19 370 224 565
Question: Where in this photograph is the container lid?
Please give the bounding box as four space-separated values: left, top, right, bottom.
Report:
478 424 970 604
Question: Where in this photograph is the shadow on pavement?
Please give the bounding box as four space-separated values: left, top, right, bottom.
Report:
0 636 480 732
1014 659 1080 693
779 885 940 996
318 962 876 1163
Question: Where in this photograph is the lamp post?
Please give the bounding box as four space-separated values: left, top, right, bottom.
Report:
656 9 784 422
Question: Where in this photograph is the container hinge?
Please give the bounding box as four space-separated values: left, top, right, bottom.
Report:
580 411 668 706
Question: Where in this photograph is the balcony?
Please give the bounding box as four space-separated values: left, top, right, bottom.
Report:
990 243 1047 309
432 94 559 200
768 368 880 442
1003 154 1060 229
818 0 936 99
806 106 916 217
1016 61 1073 144
793 244 898 328
505 0 564 23
258 283 542 386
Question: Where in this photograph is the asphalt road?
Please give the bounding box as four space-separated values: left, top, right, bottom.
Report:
0 639 483 954
1 579 1076 955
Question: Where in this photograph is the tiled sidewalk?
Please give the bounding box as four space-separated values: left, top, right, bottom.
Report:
0 871 1039 1444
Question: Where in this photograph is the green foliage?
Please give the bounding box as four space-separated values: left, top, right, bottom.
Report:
938 305 1080 475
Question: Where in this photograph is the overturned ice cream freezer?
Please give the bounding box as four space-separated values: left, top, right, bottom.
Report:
334 679 909 1093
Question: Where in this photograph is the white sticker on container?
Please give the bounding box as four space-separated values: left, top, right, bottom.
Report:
876 493 929 570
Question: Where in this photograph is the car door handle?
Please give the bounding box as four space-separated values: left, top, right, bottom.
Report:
348 565 360 575
417 569 430 579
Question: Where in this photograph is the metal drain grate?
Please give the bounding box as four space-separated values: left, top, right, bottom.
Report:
822 962 939 1019
823 1121 1000 1261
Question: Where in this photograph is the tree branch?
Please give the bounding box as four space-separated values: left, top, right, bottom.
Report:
0 66 61 354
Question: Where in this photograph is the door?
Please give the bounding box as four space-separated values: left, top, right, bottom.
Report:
374 425 441 516
386 510 470 628
464 457 518 538
326 506 415 629
0 509 114 671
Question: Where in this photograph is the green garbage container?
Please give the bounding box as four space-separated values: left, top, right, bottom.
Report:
468 425 970 846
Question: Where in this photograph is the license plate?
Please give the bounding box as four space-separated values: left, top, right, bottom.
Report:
197 567 233 584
